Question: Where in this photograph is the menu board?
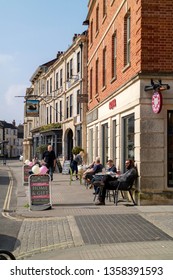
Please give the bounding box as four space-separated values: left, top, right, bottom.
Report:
29 174 51 210
62 160 71 174
23 164 31 184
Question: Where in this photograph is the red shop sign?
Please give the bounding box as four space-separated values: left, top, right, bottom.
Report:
152 91 162 114
109 99 116 109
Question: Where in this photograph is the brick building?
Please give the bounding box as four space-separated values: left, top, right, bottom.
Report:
85 0 173 204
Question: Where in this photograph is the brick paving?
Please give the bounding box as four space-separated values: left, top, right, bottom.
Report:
1 161 173 260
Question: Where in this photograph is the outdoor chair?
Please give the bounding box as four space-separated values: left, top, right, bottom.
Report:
93 181 115 202
113 178 137 205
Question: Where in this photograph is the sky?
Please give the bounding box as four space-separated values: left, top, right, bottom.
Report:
0 0 88 125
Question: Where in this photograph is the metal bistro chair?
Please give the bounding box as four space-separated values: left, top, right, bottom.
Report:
113 178 137 206
93 180 115 202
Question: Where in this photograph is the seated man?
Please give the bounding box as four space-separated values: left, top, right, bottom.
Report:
95 159 137 205
83 157 103 187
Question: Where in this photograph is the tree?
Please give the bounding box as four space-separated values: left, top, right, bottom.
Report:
71 146 84 155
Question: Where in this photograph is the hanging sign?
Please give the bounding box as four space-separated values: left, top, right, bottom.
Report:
152 91 162 114
26 99 39 117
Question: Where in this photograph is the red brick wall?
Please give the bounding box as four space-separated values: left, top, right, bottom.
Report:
141 0 173 72
87 0 173 111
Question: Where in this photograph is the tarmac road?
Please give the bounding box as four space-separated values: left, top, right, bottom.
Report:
0 164 22 252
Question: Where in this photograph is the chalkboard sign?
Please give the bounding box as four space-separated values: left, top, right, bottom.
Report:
62 160 71 174
23 164 31 185
29 174 52 211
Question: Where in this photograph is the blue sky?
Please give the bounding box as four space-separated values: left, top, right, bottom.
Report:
0 0 88 125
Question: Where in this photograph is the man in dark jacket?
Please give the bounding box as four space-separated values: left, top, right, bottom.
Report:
42 145 56 181
95 159 137 205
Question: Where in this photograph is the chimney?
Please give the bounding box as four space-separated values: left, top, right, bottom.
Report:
12 120 16 126
73 33 78 42
56 51 63 58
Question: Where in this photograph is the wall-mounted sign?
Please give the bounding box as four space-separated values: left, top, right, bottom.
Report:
77 94 88 103
29 174 51 210
152 91 162 114
26 99 39 117
109 99 116 109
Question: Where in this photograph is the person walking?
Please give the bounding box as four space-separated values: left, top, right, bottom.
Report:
42 145 56 181
71 151 84 179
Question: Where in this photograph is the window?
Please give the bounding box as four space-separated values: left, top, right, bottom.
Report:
77 52 80 73
55 102 58 122
113 120 116 162
103 0 107 18
47 80 49 95
60 69 63 87
50 106 52 123
56 72 59 90
102 123 108 166
90 20 93 45
167 111 173 187
67 62 70 80
89 128 93 163
50 78 52 94
46 107 49 124
77 90 80 115
70 94 73 117
96 5 99 33
96 58 99 94
60 100 62 121
76 126 81 147
124 10 131 66
95 126 98 157
123 114 134 170
66 97 69 119
102 47 106 88
70 58 73 78
112 32 117 79
90 68 93 100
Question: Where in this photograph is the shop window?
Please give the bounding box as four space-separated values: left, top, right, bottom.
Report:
102 123 108 166
113 120 116 162
89 128 93 163
167 111 173 187
123 114 134 170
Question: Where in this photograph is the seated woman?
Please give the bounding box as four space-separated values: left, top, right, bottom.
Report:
83 157 103 187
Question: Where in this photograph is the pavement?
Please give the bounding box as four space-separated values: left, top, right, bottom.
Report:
1 160 173 260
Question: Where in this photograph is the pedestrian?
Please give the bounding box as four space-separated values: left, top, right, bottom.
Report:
42 145 56 181
71 151 84 179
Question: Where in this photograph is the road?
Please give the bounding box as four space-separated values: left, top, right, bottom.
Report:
0 162 22 252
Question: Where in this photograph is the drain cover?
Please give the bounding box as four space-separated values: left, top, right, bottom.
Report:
75 214 172 245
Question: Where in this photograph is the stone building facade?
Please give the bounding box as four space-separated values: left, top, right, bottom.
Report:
23 32 88 162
